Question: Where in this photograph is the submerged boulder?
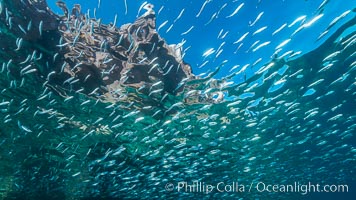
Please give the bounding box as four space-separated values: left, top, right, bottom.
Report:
1 0 199 109
54 2 195 103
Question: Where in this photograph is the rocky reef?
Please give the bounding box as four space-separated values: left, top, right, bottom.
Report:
54 1 196 104
0 0 203 111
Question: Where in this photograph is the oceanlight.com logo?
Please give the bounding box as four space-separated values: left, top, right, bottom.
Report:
164 181 349 195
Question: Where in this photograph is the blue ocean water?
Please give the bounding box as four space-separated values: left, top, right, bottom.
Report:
48 0 354 79
0 0 355 199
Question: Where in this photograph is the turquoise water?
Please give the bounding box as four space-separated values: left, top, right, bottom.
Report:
0 0 355 199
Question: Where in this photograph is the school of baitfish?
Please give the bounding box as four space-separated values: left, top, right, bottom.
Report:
0 0 355 199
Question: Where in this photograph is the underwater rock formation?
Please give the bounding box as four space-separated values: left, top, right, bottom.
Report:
54 1 195 103
0 0 196 108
